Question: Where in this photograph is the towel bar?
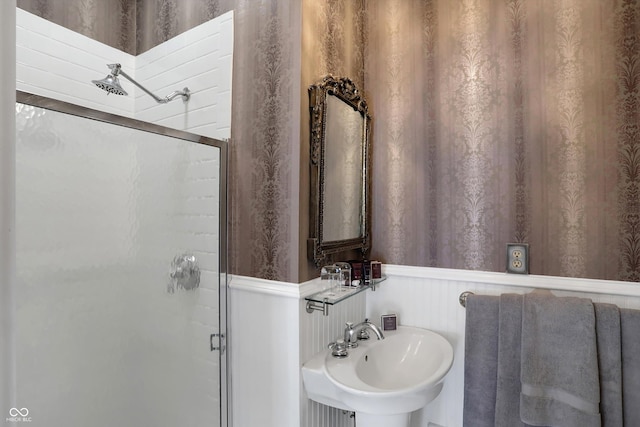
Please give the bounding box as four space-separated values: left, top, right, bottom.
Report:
459 291 474 308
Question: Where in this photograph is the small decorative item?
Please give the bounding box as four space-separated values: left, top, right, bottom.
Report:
320 264 341 291
348 260 363 281
334 262 352 289
381 314 397 331
363 259 371 284
371 261 382 279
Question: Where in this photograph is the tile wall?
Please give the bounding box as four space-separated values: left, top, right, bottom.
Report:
13 9 231 427
135 12 233 139
16 8 135 117
16 7 233 140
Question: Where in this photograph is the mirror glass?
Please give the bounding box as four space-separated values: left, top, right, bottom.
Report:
308 75 371 266
323 95 364 241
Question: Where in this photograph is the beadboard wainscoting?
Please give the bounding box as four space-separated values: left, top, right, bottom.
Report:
229 275 365 427
230 267 640 427
370 265 640 427
300 288 366 427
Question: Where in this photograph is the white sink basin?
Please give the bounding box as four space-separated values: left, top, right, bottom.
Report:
302 325 454 427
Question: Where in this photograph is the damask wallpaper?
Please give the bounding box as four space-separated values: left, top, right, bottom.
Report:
135 0 233 53
300 0 367 280
366 0 640 282
18 0 137 54
228 0 300 281
17 0 232 55
17 0 640 282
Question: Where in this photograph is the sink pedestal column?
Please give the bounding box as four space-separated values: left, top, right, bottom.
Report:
356 412 411 427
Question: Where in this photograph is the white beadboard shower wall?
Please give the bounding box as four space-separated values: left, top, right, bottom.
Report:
15 8 233 140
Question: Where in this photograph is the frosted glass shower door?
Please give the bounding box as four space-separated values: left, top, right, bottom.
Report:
15 98 227 427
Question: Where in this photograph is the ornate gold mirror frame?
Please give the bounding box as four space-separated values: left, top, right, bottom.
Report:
308 75 372 266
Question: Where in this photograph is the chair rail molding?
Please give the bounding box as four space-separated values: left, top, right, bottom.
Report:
382 265 640 298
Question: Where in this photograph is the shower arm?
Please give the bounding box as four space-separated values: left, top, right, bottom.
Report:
108 64 190 104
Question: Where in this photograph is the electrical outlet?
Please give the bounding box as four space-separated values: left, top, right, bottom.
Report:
506 243 529 274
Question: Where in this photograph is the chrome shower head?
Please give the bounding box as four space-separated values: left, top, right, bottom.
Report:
91 63 190 103
92 73 128 96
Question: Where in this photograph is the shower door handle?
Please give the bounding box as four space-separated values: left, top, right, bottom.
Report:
211 333 226 354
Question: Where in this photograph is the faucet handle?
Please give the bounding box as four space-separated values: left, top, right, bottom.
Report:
344 322 360 348
357 319 369 340
328 339 349 358
358 328 370 341
328 338 346 349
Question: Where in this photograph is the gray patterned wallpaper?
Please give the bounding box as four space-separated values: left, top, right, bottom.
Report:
135 0 233 53
18 0 137 54
17 0 232 55
300 0 367 280
17 0 640 282
365 0 640 282
228 0 300 281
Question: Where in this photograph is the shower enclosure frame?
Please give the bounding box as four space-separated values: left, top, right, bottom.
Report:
15 90 231 427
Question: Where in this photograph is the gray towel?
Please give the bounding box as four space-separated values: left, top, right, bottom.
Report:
463 294 499 427
495 293 528 427
621 308 640 426
594 303 622 427
520 291 601 427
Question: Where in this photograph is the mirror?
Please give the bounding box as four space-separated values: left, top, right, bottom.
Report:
308 75 371 266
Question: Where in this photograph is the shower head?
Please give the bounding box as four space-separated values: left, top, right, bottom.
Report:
92 67 128 96
91 63 190 103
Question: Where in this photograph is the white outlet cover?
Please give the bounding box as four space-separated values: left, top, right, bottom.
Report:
506 243 529 274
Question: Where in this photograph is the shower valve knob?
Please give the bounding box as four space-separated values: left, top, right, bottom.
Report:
168 253 200 292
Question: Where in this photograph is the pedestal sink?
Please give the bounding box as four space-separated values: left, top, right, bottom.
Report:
302 325 454 427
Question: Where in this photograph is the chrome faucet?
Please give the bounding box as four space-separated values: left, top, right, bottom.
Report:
344 320 385 348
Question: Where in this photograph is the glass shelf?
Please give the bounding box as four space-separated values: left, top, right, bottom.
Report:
305 277 387 315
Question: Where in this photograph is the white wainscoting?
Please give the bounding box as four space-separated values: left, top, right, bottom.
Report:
231 267 640 427
369 265 640 427
229 274 365 427
300 288 366 427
